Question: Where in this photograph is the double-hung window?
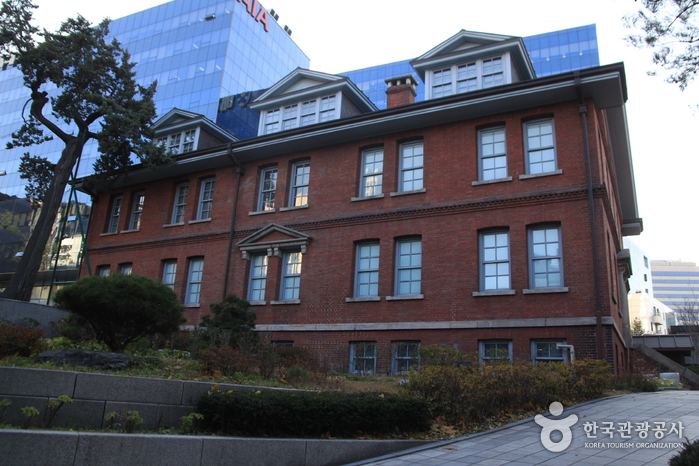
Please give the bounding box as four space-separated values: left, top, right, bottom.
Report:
399 142 424 192
319 95 336 122
282 105 298 130
429 56 504 99
391 341 420 374
480 231 510 291
162 260 177 290
118 263 133 275
248 254 268 302
97 265 110 277
107 196 123 233
262 94 337 135
289 162 310 207
129 192 145 230
197 179 215 220
350 342 376 374
360 148 383 197
281 251 302 300
157 130 198 154
525 119 556 174
355 242 380 298
171 183 188 224
479 128 507 181
479 340 512 364
532 340 567 362
529 225 563 289
395 238 422 296
300 100 317 126
186 258 204 305
258 168 277 211
264 109 280 134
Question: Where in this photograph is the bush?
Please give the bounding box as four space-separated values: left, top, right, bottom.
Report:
198 388 431 437
200 294 257 349
198 345 253 375
609 373 658 392
0 319 45 357
404 346 611 424
670 439 699 466
53 274 186 352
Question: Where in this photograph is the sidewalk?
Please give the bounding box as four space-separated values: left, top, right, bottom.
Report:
351 391 699 466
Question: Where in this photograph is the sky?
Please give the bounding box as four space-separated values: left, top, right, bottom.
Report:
30 0 699 265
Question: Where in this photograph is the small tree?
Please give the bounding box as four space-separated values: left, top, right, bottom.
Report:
200 294 257 349
631 317 646 336
53 274 185 352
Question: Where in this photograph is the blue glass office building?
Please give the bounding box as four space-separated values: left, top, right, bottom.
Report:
0 0 309 199
340 25 599 110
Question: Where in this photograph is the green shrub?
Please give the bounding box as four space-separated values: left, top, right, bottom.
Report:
670 439 699 466
200 294 257 349
0 319 45 357
198 388 431 437
53 274 186 352
609 373 658 392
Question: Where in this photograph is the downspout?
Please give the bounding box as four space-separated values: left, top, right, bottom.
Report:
575 71 605 360
223 143 244 299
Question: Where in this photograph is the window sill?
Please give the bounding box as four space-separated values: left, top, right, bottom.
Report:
519 169 563 180
471 176 513 186
119 229 140 234
389 188 426 197
279 205 309 212
249 300 267 306
386 294 424 301
270 300 301 305
351 194 385 202
345 297 381 303
184 303 200 308
188 218 212 224
523 287 569 295
472 290 516 297
163 222 185 228
99 232 119 237
249 209 276 216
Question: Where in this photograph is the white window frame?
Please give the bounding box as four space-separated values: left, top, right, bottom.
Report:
360 148 384 197
479 340 512 364
281 250 302 301
261 93 338 135
186 258 204 305
479 127 507 181
480 230 510 291
257 167 278 211
289 161 310 207
531 340 568 362
162 260 177 290
248 253 268 302
171 183 189 224
524 119 557 175
157 128 199 155
399 141 424 192
427 55 507 99
350 341 377 374
395 238 422 296
529 225 563 289
107 196 123 233
129 191 145 230
355 242 380 298
391 341 420 374
197 179 215 220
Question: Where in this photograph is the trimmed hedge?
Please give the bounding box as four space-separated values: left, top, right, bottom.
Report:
198 389 431 437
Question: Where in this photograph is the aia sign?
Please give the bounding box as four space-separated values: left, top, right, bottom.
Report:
237 0 270 32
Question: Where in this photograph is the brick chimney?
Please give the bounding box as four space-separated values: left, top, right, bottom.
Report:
385 75 418 108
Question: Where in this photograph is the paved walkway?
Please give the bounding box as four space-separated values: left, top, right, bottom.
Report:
351 391 699 466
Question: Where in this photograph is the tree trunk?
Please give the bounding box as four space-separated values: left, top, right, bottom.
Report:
1 137 83 302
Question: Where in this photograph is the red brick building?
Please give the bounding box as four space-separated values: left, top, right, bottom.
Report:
80 31 642 374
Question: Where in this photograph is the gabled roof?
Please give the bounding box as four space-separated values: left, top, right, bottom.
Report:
152 108 239 143
249 68 377 113
237 223 313 258
410 30 536 82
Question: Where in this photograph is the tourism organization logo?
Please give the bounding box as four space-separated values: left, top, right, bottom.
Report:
535 402 686 452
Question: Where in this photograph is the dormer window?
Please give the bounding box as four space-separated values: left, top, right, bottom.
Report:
262 94 337 135
157 129 199 154
427 56 505 99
